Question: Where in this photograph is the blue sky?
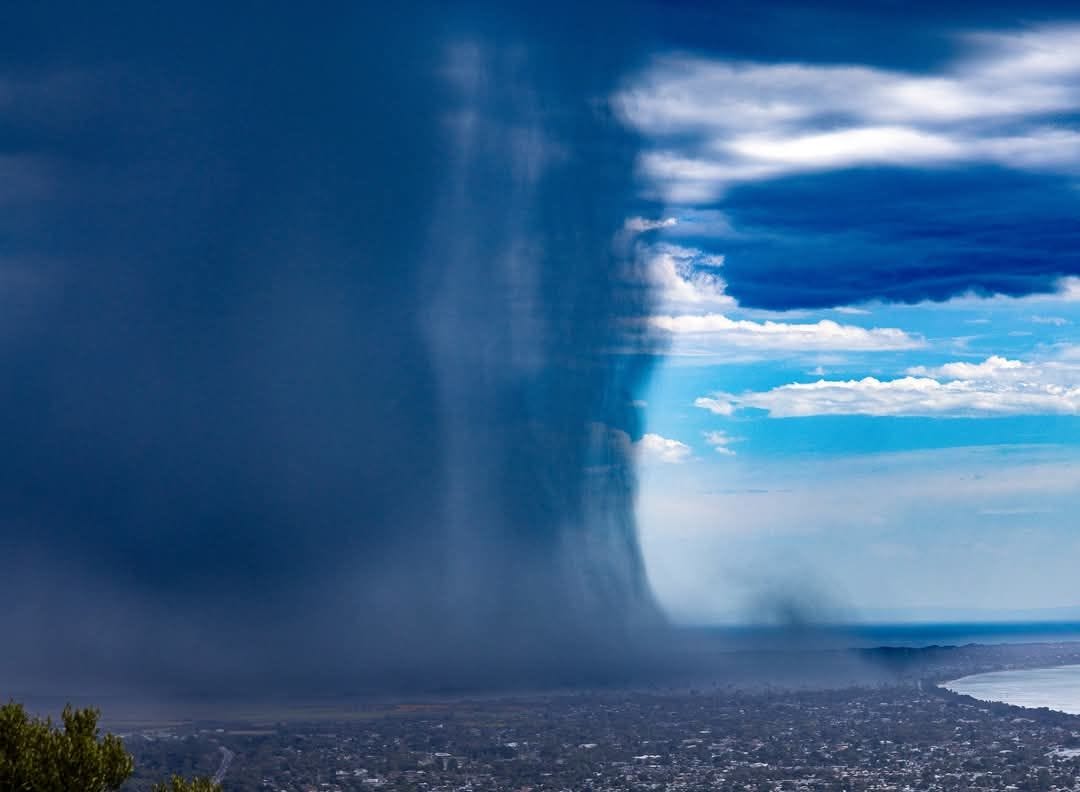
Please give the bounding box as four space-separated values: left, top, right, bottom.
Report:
620 19 1080 624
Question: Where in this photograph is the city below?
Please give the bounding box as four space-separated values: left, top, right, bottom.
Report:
67 640 1080 792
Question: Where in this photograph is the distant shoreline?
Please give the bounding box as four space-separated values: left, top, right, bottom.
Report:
695 620 1080 649
942 663 1080 715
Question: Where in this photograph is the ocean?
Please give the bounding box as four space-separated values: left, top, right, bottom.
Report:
701 621 1080 650
945 664 1080 715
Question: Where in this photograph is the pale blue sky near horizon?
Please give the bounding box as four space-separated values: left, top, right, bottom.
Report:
636 278 1080 625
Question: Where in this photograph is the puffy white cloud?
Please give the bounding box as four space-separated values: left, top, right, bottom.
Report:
906 354 1027 380
642 243 734 309
705 355 1080 417
650 313 923 351
635 433 693 463
616 25 1080 201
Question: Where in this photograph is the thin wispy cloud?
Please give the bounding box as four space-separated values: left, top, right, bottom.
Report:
624 216 678 232
931 276 1080 308
650 314 923 352
703 430 737 456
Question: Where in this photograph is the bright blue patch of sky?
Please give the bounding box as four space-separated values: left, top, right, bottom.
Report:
623 3 1080 623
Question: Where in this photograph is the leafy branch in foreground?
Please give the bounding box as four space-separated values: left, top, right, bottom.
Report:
0 700 220 792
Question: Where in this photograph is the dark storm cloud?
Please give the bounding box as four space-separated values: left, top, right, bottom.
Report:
716 167 1080 309
0 2 668 696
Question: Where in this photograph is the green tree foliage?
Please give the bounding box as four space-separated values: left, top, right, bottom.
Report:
0 701 133 792
0 700 221 792
151 776 222 792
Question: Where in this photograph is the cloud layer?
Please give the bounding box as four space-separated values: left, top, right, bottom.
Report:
703 355 1080 417
618 26 1080 201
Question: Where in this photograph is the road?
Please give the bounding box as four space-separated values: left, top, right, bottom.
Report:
213 746 235 785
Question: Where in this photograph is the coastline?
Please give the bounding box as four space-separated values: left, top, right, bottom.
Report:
942 663 1080 715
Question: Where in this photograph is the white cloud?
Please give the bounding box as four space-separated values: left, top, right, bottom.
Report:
616 25 1080 201
635 433 693 463
625 216 678 232
936 276 1080 308
1030 315 1070 326
727 125 962 169
707 355 1080 417
906 354 1027 380
694 396 735 416
642 243 734 310
1058 277 1080 301
654 209 738 238
703 430 737 456
650 313 923 351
